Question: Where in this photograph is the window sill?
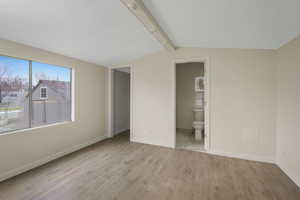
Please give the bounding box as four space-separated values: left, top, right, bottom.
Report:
0 120 74 137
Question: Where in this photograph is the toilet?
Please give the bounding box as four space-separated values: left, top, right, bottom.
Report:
193 121 204 141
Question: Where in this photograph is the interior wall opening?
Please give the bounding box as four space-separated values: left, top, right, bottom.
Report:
112 67 131 140
175 62 207 152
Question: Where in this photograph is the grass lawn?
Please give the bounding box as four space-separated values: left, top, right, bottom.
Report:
0 107 21 112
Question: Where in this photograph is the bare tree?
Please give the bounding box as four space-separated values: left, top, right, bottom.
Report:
35 72 50 83
0 65 8 103
0 65 26 103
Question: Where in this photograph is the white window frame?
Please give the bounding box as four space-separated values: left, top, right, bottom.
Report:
0 54 74 135
40 87 48 99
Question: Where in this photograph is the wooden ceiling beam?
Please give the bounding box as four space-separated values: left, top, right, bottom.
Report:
120 0 176 51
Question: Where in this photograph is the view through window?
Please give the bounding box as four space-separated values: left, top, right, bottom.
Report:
0 55 72 134
0 56 29 132
31 61 71 127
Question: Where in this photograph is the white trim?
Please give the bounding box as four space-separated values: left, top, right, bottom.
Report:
130 66 133 141
71 68 75 122
204 58 211 151
172 63 176 148
0 121 73 137
0 134 107 182
108 65 133 140
172 58 211 150
40 87 48 99
209 150 275 163
131 138 174 149
108 69 114 138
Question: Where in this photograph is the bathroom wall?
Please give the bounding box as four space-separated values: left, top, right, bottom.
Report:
176 62 204 129
276 35 300 187
130 48 276 163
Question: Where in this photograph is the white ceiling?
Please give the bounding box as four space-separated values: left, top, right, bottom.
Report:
144 0 300 49
0 0 300 67
0 0 161 66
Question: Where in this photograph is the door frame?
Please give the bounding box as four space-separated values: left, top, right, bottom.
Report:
172 57 211 151
108 65 133 141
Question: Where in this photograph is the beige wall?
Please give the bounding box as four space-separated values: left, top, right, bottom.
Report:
0 39 108 181
1 35 299 186
131 48 277 162
277 35 300 186
176 63 204 129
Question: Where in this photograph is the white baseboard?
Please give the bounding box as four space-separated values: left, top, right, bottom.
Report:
131 139 274 163
0 134 108 182
0 135 280 183
209 150 275 164
131 138 174 149
277 163 300 188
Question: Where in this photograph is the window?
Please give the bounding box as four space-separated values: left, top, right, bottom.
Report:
0 55 72 134
0 56 29 133
40 87 47 99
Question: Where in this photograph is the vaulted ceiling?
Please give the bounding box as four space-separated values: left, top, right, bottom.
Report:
0 0 299 66
0 0 161 66
144 0 300 49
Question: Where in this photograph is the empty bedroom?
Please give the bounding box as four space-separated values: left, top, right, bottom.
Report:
0 0 299 200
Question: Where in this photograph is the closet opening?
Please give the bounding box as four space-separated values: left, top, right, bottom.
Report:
108 66 132 141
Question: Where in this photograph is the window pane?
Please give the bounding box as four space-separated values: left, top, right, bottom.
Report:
0 56 29 133
32 62 71 126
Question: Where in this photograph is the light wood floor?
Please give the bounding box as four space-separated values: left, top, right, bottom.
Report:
0 132 299 200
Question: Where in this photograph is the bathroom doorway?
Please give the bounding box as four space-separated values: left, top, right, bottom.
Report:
174 59 210 152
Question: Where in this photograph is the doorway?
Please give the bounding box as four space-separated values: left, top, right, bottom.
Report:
108 66 132 140
174 59 210 152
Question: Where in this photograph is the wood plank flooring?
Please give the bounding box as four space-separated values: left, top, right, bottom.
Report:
0 132 299 200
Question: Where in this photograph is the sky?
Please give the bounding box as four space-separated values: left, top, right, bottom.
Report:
0 55 71 85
